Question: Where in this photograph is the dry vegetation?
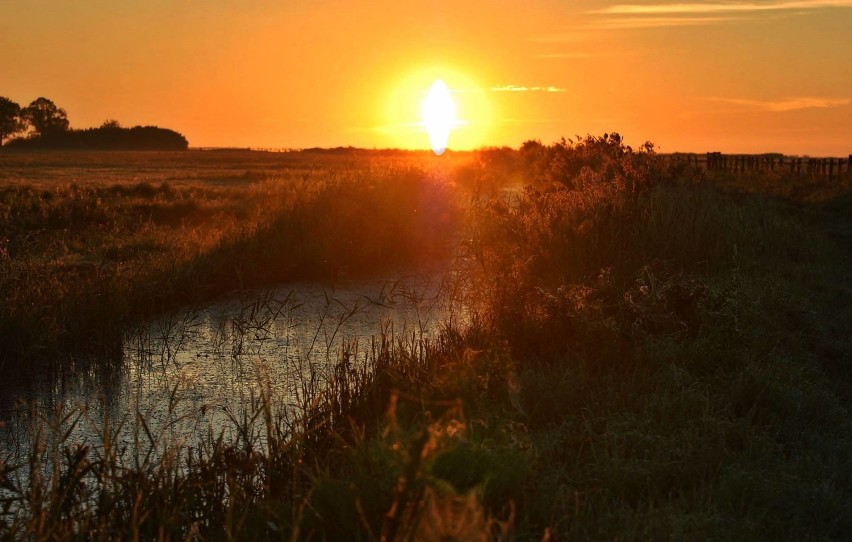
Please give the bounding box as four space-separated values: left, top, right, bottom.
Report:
0 150 464 374
1 139 851 540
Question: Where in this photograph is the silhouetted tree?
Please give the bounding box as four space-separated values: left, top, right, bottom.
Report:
22 97 70 137
0 97 24 146
4 123 189 150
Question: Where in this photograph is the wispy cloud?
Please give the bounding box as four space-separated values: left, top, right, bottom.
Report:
709 96 851 111
537 16 732 39
572 1 852 31
594 1 852 15
583 15 734 29
491 85 566 93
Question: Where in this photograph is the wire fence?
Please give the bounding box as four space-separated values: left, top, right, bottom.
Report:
664 152 852 177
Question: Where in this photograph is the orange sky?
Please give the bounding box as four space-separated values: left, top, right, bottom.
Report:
2 1 851 154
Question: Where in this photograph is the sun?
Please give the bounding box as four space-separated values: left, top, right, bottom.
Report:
421 80 456 155
381 67 491 150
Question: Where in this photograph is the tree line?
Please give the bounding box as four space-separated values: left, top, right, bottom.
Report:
0 96 188 150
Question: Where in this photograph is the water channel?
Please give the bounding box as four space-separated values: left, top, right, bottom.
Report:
0 268 469 460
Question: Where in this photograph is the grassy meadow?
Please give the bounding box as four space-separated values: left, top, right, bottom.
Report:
1 139 851 540
0 149 466 375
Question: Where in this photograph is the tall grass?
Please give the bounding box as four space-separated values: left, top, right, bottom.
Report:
0 311 512 540
0 152 464 378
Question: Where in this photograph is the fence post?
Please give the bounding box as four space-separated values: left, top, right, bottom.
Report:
707 152 721 171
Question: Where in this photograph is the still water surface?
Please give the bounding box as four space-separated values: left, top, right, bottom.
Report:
0 269 467 456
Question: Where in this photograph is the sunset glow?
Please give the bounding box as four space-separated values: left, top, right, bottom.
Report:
1 1 850 153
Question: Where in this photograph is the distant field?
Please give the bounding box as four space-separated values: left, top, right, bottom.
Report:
0 149 473 373
0 148 472 185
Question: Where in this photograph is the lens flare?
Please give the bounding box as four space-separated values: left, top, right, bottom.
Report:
421 80 456 155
